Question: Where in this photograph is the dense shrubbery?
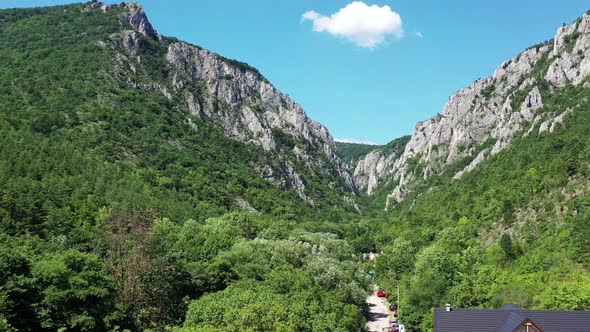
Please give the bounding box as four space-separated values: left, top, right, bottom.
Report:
367 84 590 331
180 232 369 331
0 3 370 331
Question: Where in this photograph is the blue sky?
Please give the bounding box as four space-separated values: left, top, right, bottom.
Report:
2 1 589 144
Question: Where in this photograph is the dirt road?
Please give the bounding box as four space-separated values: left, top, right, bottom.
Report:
366 291 391 332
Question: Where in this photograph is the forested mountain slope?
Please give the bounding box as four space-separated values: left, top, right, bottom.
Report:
0 2 369 330
335 141 378 165
353 11 590 208
363 14 590 331
371 80 590 331
0 0 357 211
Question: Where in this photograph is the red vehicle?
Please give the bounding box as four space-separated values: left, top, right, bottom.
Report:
377 289 389 298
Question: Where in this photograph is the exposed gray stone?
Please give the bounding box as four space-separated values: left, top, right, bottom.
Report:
522 115 541 138
538 108 574 134
164 41 356 199
120 2 159 40
545 15 590 86
384 13 590 208
98 6 358 202
550 108 573 132
539 119 552 134
90 1 109 12
354 150 398 195
453 149 488 179
110 30 141 52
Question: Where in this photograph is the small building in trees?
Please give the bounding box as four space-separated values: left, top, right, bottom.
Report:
434 303 590 332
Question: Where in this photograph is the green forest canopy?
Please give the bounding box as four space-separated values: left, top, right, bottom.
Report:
1 2 590 332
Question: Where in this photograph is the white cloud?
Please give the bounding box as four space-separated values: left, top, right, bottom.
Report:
302 2 403 48
415 31 424 38
335 138 379 145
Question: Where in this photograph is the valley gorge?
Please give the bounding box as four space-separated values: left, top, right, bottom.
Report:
1 2 590 331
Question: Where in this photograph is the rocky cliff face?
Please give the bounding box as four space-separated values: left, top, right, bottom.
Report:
119 2 159 40
354 150 396 195
383 13 590 207
345 137 409 195
165 43 356 199
91 2 357 202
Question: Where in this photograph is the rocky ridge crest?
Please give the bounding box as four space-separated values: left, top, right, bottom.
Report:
344 13 590 207
382 13 590 207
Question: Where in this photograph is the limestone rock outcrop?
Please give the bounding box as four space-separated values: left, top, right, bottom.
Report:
545 14 590 86
91 2 357 201
120 2 159 40
164 42 356 199
348 137 409 195
383 13 590 207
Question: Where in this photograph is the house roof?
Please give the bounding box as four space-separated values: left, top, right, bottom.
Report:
434 304 590 332
496 311 527 332
499 304 524 311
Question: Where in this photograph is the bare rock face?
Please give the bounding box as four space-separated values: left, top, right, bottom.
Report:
354 150 396 195
349 137 409 195
453 149 488 180
164 42 356 199
489 86 544 155
110 30 141 52
546 15 590 86
86 2 159 40
94 2 357 202
384 12 590 208
538 108 573 134
89 1 109 12
120 2 159 40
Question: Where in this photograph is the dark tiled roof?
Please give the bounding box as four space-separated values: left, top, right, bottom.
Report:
499 304 523 311
496 311 527 332
526 310 590 332
434 305 590 332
